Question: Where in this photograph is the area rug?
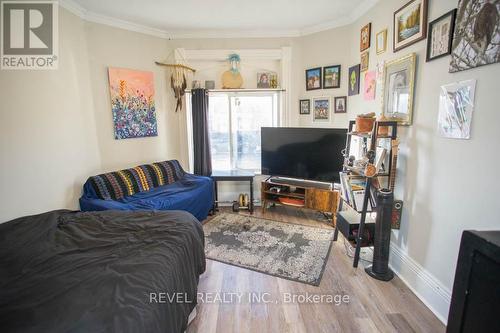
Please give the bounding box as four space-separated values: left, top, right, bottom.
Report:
203 213 334 286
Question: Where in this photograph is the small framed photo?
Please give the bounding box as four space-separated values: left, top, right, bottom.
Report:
393 0 428 52
360 23 371 51
299 99 311 114
305 67 322 90
323 65 341 89
348 64 361 96
426 9 456 62
376 29 387 54
257 72 270 88
334 96 347 113
360 51 369 72
313 97 330 122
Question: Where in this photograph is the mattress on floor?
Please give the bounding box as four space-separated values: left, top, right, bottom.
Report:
0 209 206 333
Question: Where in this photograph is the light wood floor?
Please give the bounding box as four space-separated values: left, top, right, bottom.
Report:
187 206 445 333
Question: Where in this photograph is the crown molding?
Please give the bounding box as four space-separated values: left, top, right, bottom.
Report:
300 0 379 35
59 0 379 39
59 0 87 18
85 11 171 39
163 29 300 39
184 49 284 61
59 0 172 39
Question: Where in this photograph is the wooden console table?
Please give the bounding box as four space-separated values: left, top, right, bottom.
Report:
261 178 339 226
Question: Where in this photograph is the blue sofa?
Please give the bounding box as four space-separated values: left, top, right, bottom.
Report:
79 160 214 221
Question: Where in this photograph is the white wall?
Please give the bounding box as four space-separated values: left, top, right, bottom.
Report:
84 22 182 172
296 25 353 128
0 9 101 222
339 0 498 323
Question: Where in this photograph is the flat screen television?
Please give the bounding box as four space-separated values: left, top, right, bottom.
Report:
261 127 347 183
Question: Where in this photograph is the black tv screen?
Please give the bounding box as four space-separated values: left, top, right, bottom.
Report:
261 127 347 183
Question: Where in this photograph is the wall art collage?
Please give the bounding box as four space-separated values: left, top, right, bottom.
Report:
301 0 499 139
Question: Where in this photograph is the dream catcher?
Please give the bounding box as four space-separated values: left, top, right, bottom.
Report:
155 49 196 112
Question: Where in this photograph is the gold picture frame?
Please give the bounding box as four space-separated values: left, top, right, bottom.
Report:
360 51 369 72
381 53 417 126
376 29 387 54
360 23 371 52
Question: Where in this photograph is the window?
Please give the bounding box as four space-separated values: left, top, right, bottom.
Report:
208 91 280 172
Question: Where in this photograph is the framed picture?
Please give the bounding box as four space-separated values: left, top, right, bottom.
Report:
426 9 457 62
382 53 417 125
334 96 347 113
257 72 277 88
313 97 330 122
363 71 376 101
450 0 500 72
437 80 476 139
348 64 361 96
360 23 371 51
299 99 311 115
305 67 322 90
393 0 428 52
360 51 369 72
376 29 388 54
323 65 341 89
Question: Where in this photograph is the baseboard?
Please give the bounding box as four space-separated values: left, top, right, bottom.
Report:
389 243 451 325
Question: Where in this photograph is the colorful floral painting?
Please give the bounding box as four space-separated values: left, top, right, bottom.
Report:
108 67 157 139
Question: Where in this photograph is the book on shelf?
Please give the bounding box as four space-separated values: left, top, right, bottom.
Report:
352 190 373 211
339 171 377 212
375 147 387 173
339 172 350 204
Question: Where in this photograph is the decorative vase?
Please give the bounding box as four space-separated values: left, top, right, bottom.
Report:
221 71 243 89
377 115 389 136
222 53 243 89
355 116 375 133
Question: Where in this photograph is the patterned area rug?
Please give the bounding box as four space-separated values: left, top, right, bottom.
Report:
203 213 334 286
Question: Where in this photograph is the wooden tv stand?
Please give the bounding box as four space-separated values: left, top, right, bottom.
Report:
261 178 339 226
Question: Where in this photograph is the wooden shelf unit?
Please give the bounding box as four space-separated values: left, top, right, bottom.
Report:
261 179 339 226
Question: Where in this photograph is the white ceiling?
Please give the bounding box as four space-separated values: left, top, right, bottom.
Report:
61 0 379 38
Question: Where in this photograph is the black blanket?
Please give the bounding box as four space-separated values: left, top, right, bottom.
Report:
0 210 206 333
